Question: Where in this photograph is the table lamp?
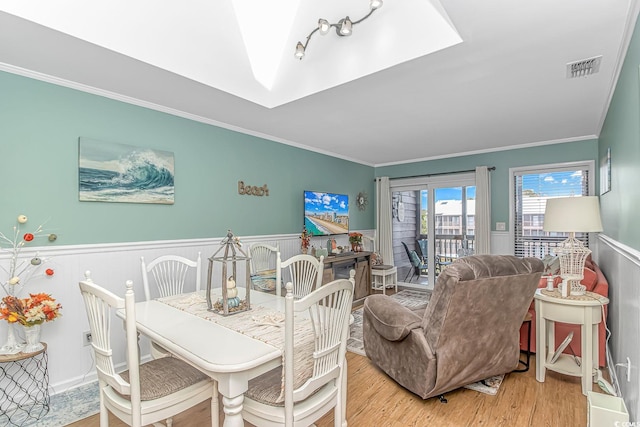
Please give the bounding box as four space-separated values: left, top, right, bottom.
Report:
542 196 603 297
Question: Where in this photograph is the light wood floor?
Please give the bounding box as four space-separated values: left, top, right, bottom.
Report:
69 351 599 427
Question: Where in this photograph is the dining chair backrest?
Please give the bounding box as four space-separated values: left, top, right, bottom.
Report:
249 243 279 274
79 272 134 398
140 253 201 301
283 278 354 422
278 254 324 298
242 277 354 426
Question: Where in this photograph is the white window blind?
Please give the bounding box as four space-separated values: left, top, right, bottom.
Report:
513 164 591 258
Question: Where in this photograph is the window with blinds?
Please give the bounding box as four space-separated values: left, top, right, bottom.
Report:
512 163 592 258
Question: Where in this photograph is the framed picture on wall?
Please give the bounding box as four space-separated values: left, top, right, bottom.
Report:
600 147 611 195
79 137 175 204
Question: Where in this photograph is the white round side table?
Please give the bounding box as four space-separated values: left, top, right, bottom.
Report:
534 289 609 395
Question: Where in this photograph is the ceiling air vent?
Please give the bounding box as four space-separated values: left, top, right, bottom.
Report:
566 56 602 78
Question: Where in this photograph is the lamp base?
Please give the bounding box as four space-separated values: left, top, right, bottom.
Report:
558 278 587 297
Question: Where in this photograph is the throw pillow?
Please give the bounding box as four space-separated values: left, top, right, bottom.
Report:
542 254 561 276
371 251 383 265
581 267 598 291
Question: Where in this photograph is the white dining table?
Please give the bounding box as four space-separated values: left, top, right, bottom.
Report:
118 290 347 427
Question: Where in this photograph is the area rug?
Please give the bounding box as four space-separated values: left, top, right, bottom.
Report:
348 289 504 396
19 381 100 427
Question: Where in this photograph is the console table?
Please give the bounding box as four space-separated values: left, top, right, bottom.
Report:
321 251 372 303
0 344 50 426
534 289 609 395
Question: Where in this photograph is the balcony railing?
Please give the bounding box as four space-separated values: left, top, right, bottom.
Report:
431 234 474 259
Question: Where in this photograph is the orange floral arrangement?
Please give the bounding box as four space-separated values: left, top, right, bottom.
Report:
348 232 363 244
0 293 62 326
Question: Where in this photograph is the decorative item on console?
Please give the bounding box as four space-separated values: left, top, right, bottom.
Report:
300 226 312 254
206 230 251 316
348 232 363 252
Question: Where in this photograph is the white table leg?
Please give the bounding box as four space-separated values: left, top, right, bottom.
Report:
582 307 594 395
221 395 244 427
535 299 546 382
216 374 247 427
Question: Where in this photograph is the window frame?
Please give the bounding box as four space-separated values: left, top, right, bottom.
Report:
508 160 596 257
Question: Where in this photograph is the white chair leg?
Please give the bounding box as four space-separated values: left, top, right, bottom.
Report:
99 389 108 427
338 360 348 427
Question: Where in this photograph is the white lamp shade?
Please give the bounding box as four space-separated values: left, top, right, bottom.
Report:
543 196 603 233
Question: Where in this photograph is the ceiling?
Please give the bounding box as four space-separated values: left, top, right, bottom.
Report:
0 0 638 166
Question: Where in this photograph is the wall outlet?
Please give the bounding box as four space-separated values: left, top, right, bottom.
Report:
496 222 506 231
83 331 92 347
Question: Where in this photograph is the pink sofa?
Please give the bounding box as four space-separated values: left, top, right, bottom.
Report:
519 256 609 366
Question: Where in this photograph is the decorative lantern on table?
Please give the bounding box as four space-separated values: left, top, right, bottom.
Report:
206 230 251 315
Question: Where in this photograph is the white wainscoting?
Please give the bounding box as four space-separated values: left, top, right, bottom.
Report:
0 230 374 394
596 234 640 422
490 231 511 255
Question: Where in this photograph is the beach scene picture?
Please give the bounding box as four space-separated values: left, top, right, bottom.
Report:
79 138 175 204
304 191 349 236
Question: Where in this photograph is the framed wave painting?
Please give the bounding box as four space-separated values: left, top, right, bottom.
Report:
79 138 175 204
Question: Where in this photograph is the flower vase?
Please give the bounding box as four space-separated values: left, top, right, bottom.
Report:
0 322 25 354
301 247 308 255
23 324 44 353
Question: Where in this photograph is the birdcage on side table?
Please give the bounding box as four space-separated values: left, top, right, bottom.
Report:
206 230 251 316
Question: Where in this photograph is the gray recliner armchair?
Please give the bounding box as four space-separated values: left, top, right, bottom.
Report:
363 255 543 399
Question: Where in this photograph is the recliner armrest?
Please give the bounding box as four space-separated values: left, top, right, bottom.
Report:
364 295 422 341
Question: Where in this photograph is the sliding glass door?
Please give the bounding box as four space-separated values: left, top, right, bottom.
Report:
391 173 476 288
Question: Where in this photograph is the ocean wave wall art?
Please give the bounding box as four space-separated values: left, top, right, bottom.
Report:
79 138 175 204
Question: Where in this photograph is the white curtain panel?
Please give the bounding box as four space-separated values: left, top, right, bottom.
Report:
376 177 394 265
475 166 491 255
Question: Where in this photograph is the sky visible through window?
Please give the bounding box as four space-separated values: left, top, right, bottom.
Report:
421 187 476 206
521 170 584 197
419 170 583 207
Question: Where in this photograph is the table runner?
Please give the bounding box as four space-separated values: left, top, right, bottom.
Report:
158 292 314 403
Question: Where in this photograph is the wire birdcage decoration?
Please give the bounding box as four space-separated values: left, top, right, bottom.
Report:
206 230 251 316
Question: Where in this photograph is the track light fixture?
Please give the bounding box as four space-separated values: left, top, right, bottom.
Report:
294 0 383 60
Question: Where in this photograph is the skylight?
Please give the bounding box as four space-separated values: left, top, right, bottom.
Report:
0 0 463 108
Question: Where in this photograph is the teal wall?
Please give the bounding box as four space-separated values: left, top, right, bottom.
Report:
599 15 640 250
376 139 599 231
0 71 375 245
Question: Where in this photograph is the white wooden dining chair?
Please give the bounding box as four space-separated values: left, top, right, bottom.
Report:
141 253 202 301
242 278 354 427
249 243 282 294
141 253 201 359
249 243 279 273
278 254 325 298
79 272 218 427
